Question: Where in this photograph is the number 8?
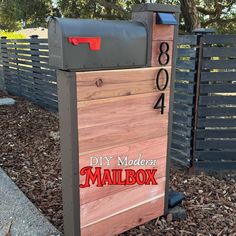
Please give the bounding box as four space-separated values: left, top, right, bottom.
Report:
158 42 170 66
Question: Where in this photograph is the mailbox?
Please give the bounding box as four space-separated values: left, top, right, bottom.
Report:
48 19 147 70
49 3 180 236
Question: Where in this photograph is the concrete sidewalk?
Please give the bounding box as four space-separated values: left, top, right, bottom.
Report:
0 168 62 236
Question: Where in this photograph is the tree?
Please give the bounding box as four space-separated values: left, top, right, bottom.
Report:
180 0 200 32
0 0 60 31
196 0 236 33
0 0 20 31
57 0 236 33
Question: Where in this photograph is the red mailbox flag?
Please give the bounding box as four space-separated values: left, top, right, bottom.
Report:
68 36 101 50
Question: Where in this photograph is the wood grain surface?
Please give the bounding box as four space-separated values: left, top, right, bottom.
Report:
79 136 168 204
78 110 169 153
81 177 166 226
76 67 171 101
82 195 164 236
80 156 166 205
76 67 171 235
151 41 173 67
152 14 174 41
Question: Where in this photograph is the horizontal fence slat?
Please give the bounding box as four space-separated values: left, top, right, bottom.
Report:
197 129 236 138
1 38 48 43
2 49 49 56
171 148 190 159
174 92 194 104
1 44 48 50
5 67 56 82
175 82 194 93
200 83 236 93
4 58 50 69
172 128 191 139
201 72 236 82
199 95 236 105
173 102 193 114
198 107 236 117
203 47 236 57
177 35 197 45
196 161 236 171
173 113 192 125
171 149 191 167
172 132 192 143
35 97 58 110
4 74 57 95
176 60 196 70
175 72 195 82
172 123 192 137
202 59 236 69
203 34 236 45
197 140 236 149
198 118 236 128
10 79 57 97
2 62 56 76
197 151 236 160
172 141 191 155
5 53 49 63
177 48 196 57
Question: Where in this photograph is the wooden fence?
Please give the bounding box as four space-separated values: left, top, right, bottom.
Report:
171 35 197 168
0 34 236 171
0 36 57 111
172 33 236 171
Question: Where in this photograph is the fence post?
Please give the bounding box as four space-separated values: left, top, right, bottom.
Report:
30 35 40 103
14 40 21 96
190 29 216 173
1 36 8 91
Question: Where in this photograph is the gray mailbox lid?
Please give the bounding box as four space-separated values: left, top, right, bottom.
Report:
48 17 147 71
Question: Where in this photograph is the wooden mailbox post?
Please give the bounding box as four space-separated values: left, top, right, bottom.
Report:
48 3 179 236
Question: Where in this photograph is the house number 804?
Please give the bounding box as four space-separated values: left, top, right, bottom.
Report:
154 42 169 115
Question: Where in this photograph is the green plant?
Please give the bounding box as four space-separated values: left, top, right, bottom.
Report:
0 31 26 39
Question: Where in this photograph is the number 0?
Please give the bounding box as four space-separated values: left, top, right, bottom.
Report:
156 68 169 91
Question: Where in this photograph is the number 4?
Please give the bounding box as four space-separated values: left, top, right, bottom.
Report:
154 93 165 114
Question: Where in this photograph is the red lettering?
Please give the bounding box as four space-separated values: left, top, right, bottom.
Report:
136 169 147 185
125 169 136 185
116 169 126 185
79 167 158 188
80 167 102 188
146 169 158 185
101 169 113 185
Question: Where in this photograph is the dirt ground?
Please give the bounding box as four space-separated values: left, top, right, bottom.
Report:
0 92 236 236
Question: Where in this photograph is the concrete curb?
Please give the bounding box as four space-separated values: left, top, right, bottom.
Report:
0 168 62 236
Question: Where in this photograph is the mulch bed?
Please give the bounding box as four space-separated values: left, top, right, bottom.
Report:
0 92 236 235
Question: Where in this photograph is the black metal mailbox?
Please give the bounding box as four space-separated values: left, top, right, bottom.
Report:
48 18 147 71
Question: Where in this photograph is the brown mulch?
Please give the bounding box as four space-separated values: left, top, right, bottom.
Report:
0 92 62 231
0 92 236 235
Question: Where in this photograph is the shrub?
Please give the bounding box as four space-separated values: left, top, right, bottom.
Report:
0 31 26 39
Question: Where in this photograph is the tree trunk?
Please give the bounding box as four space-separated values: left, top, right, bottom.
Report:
180 0 201 33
